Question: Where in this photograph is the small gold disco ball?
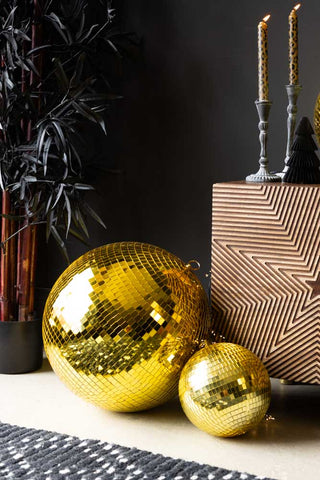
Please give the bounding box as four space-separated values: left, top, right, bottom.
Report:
179 343 271 437
43 242 209 412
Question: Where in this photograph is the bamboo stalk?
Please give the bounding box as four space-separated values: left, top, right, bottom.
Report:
16 31 28 320
9 214 16 321
27 0 43 320
28 224 37 320
18 223 31 322
15 216 22 309
0 191 11 321
21 44 26 137
17 0 43 322
30 0 43 107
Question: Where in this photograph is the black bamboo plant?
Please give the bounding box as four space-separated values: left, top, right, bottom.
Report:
0 0 122 322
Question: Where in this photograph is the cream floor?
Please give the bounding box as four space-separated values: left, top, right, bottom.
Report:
0 359 319 480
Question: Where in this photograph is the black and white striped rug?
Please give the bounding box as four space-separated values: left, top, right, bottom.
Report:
0 422 275 480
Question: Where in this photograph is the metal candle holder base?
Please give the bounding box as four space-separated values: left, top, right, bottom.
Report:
279 84 302 177
246 100 281 183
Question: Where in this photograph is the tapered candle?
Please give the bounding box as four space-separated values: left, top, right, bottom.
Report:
258 15 270 101
289 4 301 85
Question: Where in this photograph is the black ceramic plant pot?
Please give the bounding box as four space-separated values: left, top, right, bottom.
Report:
0 319 43 374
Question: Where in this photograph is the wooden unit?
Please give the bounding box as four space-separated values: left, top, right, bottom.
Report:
211 181 320 384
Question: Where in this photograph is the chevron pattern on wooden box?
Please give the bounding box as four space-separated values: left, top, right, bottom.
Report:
211 181 320 384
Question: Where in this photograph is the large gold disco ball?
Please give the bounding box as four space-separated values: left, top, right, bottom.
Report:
179 343 271 437
43 242 209 412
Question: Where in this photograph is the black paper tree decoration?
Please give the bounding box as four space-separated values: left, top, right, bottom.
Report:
283 116 320 184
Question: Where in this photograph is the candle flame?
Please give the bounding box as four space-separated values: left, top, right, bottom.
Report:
294 4 301 11
263 14 271 22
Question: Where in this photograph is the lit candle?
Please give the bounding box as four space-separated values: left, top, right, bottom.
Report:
289 4 301 85
258 15 270 101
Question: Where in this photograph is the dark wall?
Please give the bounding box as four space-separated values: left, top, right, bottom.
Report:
38 0 320 303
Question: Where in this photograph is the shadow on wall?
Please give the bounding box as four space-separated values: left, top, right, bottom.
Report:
37 0 320 310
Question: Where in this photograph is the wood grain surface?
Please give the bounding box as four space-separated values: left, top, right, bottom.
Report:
211 181 320 384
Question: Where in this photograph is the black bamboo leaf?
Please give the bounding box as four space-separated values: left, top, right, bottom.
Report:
22 154 38 164
47 12 66 30
3 6 18 29
71 207 79 229
16 57 30 71
65 0 87 20
83 201 106 229
69 143 81 171
10 183 21 192
80 93 121 102
44 0 54 12
13 29 31 42
36 126 47 159
46 209 54 241
6 41 14 69
30 191 42 213
24 58 40 77
105 38 120 56
51 226 70 263
74 183 94 190
42 136 52 175
63 191 71 237
45 193 53 215
51 184 64 209
78 23 99 43
70 52 85 88
72 100 106 133
87 20 111 45
7 32 18 56
24 175 37 182
53 58 69 92
75 207 89 238
20 179 25 200
75 11 86 41
69 227 91 246
26 45 51 57
62 152 68 166
52 120 67 151
3 72 14 90
0 166 5 191
45 13 69 44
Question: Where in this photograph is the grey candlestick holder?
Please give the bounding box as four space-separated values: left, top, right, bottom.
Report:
280 84 302 177
246 100 281 183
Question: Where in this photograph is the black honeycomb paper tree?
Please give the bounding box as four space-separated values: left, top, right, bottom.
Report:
283 116 320 185
0 0 132 323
